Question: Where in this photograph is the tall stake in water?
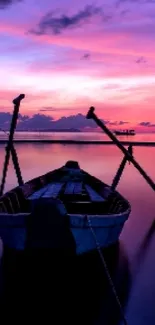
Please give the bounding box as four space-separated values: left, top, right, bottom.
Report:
0 94 25 196
86 106 155 191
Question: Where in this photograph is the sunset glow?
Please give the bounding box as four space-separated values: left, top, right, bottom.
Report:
0 0 155 130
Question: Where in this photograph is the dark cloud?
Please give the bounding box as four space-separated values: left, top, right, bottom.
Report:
0 0 22 9
18 114 29 121
0 112 12 128
30 5 110 35
0 112 97 130
0 112 130 131
81 53 91 60
48 113 98 130
139 121 155 127
0 113 53 131
17 114 54 130
135 56 147 64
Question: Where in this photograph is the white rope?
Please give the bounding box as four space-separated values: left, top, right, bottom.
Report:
87 215 128 325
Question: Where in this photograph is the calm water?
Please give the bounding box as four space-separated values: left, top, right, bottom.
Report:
1 131 155 142
0 140 155 324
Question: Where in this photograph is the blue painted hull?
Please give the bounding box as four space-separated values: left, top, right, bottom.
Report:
0 161 131 254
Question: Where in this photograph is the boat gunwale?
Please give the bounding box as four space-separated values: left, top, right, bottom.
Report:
68 208 130 228
0 163 131 218
0 210 130 228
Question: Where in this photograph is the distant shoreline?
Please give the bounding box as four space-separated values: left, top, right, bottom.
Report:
0 129 81 133
0 139 155 146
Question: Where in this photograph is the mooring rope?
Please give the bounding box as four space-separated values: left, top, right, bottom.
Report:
87 216 128 325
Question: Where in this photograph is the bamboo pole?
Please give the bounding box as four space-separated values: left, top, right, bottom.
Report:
0 94 25 196
111 145 132 191
86 107 155 191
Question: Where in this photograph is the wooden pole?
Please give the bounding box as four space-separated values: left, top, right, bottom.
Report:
111 145 132 191
0 129 24 186
86 107 155 191
0 94 25 196
11 145 24 186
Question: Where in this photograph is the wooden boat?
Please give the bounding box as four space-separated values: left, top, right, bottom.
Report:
0 98 133 325
114 129 135 136
0 160 130 255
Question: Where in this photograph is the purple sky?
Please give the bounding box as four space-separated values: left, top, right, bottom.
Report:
0 0 155 130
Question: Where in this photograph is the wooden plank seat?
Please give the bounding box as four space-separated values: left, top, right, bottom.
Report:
73 182 83 195
64 182 75 195
62 182 87 203
28 183 64 200
84 185 105 202
42 182 64 199
28 185 51 200
64 182 83 195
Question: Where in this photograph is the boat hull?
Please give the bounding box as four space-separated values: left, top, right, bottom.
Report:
69 211 129 254
0 161 131 254
0 208 129 255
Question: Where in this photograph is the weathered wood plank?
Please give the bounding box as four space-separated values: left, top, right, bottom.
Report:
28 185 50 200
85 185 105 202
42 182 64 198
64 182 75 195
73 182 83 195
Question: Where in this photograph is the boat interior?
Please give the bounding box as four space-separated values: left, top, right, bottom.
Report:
0 161 129 216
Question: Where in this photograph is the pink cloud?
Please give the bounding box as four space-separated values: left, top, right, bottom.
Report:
1 2 155 127
1 17 155 59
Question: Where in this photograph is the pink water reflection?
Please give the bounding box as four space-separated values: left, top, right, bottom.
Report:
0 143 155 258
0 143 155 323
1 131 155 142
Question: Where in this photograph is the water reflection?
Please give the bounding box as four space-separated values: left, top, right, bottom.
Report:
1 241 130 325
135 220 155 269
1 131 155 143
93 242 131 325
0 142 155 324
